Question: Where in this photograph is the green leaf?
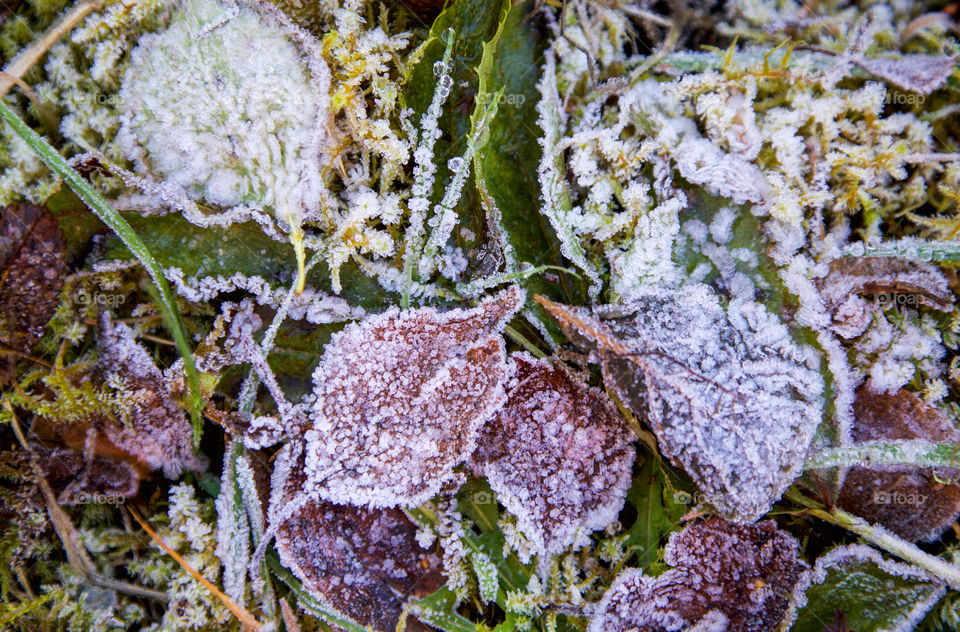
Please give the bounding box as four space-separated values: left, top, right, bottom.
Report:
0 99 204 444
100 213 396 311
623 454 687 572
409 587 477 632
791 545 947 632
403 0 509 256
471 551 499 604
473 0 584 342
805 440 960 471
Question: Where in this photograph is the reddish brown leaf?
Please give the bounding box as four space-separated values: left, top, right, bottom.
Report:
0 203 66 382
296 286 524 508
275 466 443 632
469 352 635 557
817 257 953 338
836 386 960 542
589 517 808 632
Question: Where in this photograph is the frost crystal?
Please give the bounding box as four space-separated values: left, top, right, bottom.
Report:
589 518 808 632
276 286 524 511
539 284 824 521
470 353 635 557
118 0 333 290
274 472 443 632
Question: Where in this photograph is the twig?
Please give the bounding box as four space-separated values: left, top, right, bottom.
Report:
0 0 103 97
128 506 263 631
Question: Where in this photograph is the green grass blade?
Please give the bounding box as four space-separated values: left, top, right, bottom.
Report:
0 99 205 444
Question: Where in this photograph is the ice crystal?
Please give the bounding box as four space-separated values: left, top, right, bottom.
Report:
589 518 808 632
469 353 635 557
268 286 524 523
836 386 960 542
118 0 333 290
92 315 204 475
539 284 823 521
273 466 443 632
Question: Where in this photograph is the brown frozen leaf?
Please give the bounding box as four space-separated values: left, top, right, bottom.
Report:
0 203 66 382
31 314 205 490
297 286 524 508
274 463 443 632
589 517 808 632
836 386 960 542
817 257 953 338
855 54 957 95
469 352 635 557
537 284 823 522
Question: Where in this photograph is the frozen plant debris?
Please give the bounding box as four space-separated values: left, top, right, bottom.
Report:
273 286 524 512
469 352 635 558
118 0 333 292
0 203 66 383
836 386 960 543
589 517 808 632
538 284 824 522
274 470 443 632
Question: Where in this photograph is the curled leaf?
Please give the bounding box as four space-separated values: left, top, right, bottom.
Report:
817 257 953 338
836 386 960 542
299 286 524 508
538 284 824 521
0 203 66 382
469 352 636 557
589 517 808 632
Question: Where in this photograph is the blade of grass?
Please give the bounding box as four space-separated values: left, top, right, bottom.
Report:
0 99 205 444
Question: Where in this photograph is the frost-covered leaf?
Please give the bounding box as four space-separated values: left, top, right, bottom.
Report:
855 54 957 95
103 213 394 312
286 286 524 509
791 544 946 632
538 284 824 522
32 315 206 492
0 203 66 382
473 0 583 341
469 352 635 557
589 517 808 632
817 257 953 339
471 551 499 604
835 386 960 542
403 0 509 258
119 0 333 286
274 468 444 632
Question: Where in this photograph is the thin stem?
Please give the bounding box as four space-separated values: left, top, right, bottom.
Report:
128 506 263 630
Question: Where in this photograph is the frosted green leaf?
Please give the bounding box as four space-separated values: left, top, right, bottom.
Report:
119 0 333 292
791 544 946 632
471 551 499 604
